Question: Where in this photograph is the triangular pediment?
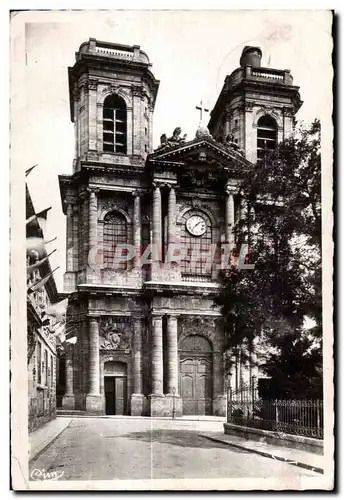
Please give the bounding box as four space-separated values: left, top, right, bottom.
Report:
148 136 252 174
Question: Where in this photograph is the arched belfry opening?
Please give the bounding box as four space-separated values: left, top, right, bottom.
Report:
257 115 278 162
103 94 127 154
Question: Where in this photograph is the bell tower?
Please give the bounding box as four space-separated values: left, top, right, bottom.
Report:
208 46 303 163
68 38 160 170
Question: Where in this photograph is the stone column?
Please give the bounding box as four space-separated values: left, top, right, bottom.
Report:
167 185 176 245
87 188 98 280
66 203 74 272
88 80 98 151
149 315 165 416
86 317 102 413
152 183 162 264
213 350 226 417
62 347 75 410
133 192 141 269
132 90 142 156
148 105 154 153
151 316 163 395
131 317 145 415
224 110 231 141
72 204 79 271
88 189 98 250
167 315 178 394
225 184 236 243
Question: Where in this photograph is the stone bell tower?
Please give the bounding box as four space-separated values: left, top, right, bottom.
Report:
62 38 160 293
68 38 160 172
208 46 303 163
59 39 160 414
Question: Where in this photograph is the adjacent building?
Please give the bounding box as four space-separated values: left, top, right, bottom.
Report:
27 185 59 432
58 40 302 416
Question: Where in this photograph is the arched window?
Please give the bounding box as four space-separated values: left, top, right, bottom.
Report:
257 115 277 162
103 95 127 154
180 210 212 277
103 212 128 269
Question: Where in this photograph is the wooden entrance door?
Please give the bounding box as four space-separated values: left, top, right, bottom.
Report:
104 376 127 415
180 357 212 415
179 335 213 415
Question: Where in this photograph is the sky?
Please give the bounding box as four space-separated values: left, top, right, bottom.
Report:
15 10 332 291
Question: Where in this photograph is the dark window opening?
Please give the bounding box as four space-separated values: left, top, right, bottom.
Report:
257 115 277 162
103 95 127 154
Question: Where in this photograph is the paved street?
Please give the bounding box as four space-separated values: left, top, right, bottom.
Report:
29 417 317 481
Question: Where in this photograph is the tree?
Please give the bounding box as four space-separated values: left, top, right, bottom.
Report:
215 119 322 398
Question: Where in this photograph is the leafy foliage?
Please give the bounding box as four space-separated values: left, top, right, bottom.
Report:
215 120 322 398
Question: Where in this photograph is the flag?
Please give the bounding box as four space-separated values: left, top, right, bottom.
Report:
48 321 62 333
36 207 52 220
65 336 77 345
26 207 51 225
26 237 44 253
27 266 60 294
53 323 66 338
58 331 66 344
27 249 57 272
25 165 37 177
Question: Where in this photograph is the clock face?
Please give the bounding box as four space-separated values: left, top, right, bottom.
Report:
186 215 207 236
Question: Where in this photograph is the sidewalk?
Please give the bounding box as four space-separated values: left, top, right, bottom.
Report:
200 432 324 475
29 417 71 462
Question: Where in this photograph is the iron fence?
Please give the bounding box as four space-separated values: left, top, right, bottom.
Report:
227 379 323 439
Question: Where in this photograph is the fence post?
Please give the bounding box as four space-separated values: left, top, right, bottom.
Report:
251 375 256 420
275 400 279 430
316 399 320 433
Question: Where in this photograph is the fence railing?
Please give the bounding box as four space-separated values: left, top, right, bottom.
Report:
227 380 323 439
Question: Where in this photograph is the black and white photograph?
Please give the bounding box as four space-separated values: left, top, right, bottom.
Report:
10 8 334 491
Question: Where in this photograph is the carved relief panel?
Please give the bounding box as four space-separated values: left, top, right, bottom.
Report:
99 317 132 351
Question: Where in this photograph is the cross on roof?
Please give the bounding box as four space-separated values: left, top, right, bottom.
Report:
196 100 209 122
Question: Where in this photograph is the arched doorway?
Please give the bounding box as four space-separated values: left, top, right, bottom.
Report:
104 361 127 415
179 335 213 415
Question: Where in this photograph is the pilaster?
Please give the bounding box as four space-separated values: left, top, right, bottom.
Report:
132 191 142 269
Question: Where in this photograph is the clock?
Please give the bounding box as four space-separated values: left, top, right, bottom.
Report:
186 215 207 236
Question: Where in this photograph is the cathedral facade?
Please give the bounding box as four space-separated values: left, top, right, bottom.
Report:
59 39 302 416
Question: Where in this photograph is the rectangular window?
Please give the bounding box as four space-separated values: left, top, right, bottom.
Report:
37 342 42 385
103 108 127 154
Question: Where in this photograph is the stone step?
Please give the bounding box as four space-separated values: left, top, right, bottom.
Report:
56 409 86 416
